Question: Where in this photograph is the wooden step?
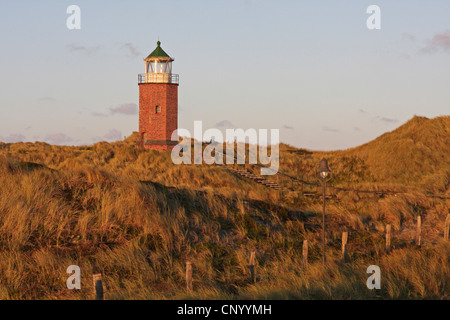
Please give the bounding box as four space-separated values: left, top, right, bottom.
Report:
217 164 284 191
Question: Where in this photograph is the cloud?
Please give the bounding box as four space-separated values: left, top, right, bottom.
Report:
43 133 74 145
379 117 399 124
91 103 138 118
0 134 26 143
216 120 236 128
402 33 416 42
121 43 141 58
322 126 339 133
353 127 361 131
109 103 138 115
91 112 109 118
420 30 450 54
92 129 123 142
283 125 294 130
399 53 411 60
37 97 56 102
103 129 122 141
372 116 399 124
66 43 100 55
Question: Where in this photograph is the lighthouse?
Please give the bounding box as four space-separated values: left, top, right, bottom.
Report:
138 41 179 151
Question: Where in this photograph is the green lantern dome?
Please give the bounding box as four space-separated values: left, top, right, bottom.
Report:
146 41 171 59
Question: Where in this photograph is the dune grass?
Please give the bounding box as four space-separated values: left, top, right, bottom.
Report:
0 115 448 300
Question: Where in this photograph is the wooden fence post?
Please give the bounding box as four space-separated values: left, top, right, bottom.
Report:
186 261 193 291
249 251 256 283
302 240 308 268
444 214 450 241
416 216 422 246
341 232 349 263
93 274 104 300
386 224 391 253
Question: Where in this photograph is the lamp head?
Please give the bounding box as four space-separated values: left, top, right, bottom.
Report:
317 158 332 180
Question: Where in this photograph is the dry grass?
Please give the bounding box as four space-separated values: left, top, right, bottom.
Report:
0 115 448 299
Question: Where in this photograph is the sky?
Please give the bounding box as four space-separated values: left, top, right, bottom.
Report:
0 0 449 150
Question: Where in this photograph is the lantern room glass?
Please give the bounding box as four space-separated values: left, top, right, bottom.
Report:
148 61 172 74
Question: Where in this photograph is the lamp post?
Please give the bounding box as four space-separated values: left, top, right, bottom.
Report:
316 158 332 265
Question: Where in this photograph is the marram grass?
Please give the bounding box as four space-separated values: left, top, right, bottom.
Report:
0 115 448 299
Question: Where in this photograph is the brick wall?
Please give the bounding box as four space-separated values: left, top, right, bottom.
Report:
138 82 178 151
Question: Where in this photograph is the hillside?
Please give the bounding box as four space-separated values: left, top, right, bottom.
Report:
276 115 450 193
341 115 450 186
0 116 449 300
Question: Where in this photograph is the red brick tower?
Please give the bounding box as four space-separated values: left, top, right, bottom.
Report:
138 41 179 151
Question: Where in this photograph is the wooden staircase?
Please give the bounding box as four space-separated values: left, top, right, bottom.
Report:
216 164 283 191
216 164 338 199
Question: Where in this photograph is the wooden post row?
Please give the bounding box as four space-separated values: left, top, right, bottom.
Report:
302 240 308 268
416 216 421 246
386 224 391 253
93 273 104 300
249 251 256 284
186 261 193 291
444 214 450 241
341 232 349 263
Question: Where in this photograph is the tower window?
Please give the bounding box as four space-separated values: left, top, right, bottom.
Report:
156 105 161 114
